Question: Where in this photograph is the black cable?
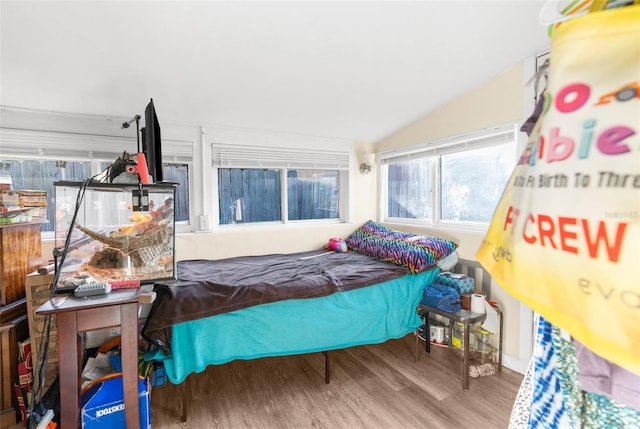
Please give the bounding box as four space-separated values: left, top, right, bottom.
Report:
27 177 91 428
49 178 91 297
27 151 140 426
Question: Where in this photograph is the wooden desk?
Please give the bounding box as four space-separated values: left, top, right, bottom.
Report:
36 290 140 428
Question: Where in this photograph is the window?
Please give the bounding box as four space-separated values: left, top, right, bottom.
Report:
440 144 513 223
387 158 433 221
212 143 349 226
287 169 339 221
1 159 91 231
0 128 194 233
162 163 190 223
218 168 282 224
381 125 517 228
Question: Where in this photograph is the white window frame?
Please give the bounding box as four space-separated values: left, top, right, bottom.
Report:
1 108 354 237
0 121 196 237
209 140 352 228
378 124 518 232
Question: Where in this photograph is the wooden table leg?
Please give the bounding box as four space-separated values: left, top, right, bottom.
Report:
120 302 140 429
56 311 81 428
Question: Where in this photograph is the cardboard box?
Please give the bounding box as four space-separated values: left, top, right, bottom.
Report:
18 190 47 207
25 273 58 394
25 207 47 221
81 375 150 429
0 191 19 207
0 176 12 193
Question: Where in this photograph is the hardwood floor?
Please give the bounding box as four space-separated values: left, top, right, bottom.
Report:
150 334 524 428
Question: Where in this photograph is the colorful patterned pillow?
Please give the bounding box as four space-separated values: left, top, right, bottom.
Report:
345 220 458 273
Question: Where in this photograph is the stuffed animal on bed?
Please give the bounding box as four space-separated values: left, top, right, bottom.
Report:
324 237 348 253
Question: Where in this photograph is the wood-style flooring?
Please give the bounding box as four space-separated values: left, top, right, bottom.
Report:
150 334 524 428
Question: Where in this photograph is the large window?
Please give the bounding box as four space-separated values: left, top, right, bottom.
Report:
381 125 517 228
217 168 340 225
1 159 90 231
1 158 191 232
440 144 513 223
212 143 349 226
0 127 193 232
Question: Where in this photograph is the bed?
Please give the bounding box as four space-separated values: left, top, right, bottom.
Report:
141 221 457 418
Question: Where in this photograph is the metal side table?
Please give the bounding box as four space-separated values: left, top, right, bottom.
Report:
416 303 502 391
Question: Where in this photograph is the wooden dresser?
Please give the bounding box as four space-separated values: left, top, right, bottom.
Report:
0 222 42 427
0 222 42 306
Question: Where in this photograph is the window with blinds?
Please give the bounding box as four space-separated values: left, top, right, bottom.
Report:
211 142 350 225
0 128 193 162
379 125 517 227
0 128 195 229
211 143 350 170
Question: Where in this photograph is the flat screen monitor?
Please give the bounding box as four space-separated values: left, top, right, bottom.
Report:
141 98 163 183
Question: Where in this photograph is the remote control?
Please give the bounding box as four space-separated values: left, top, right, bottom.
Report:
73 282 112 298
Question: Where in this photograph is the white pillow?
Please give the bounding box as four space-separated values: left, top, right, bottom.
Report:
437 251 459 271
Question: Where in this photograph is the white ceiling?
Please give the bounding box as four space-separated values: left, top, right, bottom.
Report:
0 1 550 143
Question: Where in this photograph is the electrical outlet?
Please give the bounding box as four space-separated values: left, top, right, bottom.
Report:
199 214 209 231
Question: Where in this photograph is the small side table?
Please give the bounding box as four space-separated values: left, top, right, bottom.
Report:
417 303 503 391
36 289 140 428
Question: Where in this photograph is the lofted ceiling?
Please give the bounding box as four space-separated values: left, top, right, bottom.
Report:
0 1 550 143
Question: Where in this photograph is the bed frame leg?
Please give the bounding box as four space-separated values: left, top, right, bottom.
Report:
180 374 189 422
324 351 331 384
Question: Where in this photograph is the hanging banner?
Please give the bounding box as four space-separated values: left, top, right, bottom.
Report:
477 5 640 374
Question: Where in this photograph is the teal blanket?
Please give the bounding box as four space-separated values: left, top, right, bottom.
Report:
149 268 437 384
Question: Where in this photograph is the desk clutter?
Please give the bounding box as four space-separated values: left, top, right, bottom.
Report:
422 283 460 313
418 313 498 366
417 261 504 389
34 289 146 428
0 174 47 224
80 338 156 429
434 270 475 294
16 278 160 428
428 269 501 334
417 305 503 389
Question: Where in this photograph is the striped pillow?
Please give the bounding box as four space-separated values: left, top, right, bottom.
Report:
345 220 458 273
